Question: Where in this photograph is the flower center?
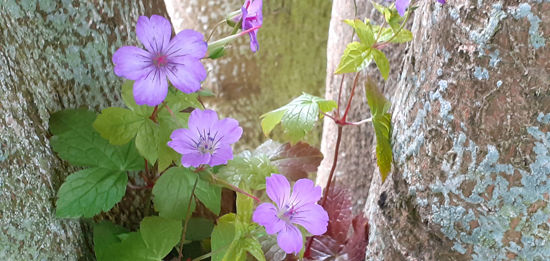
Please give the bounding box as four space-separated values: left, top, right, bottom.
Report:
195 129 220 154
153 55 168 67
277 204 296 222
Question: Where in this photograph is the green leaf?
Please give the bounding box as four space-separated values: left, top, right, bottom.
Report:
157 113 189 171
121 80 154 116
243 237 266 261
208 46 226 59
372 49 390 81
152 167 197 220
140 216 182 259
377 26 413 43
185 218 214 241
260 94 337 143
135 119 159 163
195 177 222 215
211 214 239 261
236 192 254 222
56 168 127 218
93 107 144 145
343 19 375 47
217 151 278 190
93 221 129 260
100 232 155 261
335 42 372 74
164 88 204 112
49 109 143 170
365 79 393 182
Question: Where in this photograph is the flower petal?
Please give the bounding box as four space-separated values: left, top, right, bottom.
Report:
247 0 263 22
253 203 285 234
188 109 218 131
212 118 243 144
166 29 207 60
180 152 211 168
395 0 411 17
136 15 172 53
290 203 328 236
167 128 199 155
133 69 168 106
288 178 322 209
112 46 152 80
208 144 233 166
266 174 291 209
277 223 303 255
165 58 206 93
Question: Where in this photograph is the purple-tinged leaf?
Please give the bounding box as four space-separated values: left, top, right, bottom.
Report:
342 215 369 261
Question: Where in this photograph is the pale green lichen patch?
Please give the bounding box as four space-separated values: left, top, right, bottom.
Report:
510 3 546 49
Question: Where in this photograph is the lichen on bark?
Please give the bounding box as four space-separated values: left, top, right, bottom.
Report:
0 1 167 259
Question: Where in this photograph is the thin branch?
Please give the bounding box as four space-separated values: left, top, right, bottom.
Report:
342 72 361 122
178 177 199 260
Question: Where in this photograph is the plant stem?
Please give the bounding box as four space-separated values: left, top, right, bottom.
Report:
336 74 345 118
149 105 159 123
210 173 260 203
342 72 361 122
178 176 199 260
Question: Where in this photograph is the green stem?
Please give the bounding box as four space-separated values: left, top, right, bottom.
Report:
210 172 260 202
178 177 199 260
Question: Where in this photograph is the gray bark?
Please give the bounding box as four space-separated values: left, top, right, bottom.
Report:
320 0 550 260
0 1 168 259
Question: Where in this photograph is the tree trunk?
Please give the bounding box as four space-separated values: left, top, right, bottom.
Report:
321 0 550 260
165 0 331 149
0 1 168 259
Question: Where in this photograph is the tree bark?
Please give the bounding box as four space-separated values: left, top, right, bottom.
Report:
0 1 168 259
321 0 550 260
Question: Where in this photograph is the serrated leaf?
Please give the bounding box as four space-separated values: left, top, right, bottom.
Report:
217 151 278 190
100 232 155 261
335 42 372 74
49 109 142 170
260 94 337 143
344 19 375 47
140 216 182 259
372 49 390 81
257 140 323 181
94 107 144 145
152 167 197 220
257 231 287 261
56 168 127 218
135 119 159 163
93 221 129 260
341 215 370 261
195 177 222 215
377 26 413 43
211 213 239 261
164 88 204 112
365 79 392 182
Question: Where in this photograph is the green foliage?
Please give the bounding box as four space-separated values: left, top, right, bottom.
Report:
152 167 197 220
211 213 265 261
95 217 181 261
94 80 197 169
217 151 278 190
260 93 337 143
335 42 372 74
195 176 222 215
372 49 390 80
185 218 214 241
49 109 142 170
343 19 375 46
93 221 129 260
50 109 143 218
365 79 393 182
56 168 127 218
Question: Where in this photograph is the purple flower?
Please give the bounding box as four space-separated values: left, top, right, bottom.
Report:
238 0 263 52
253 174 329 254
395 0 445 17
113 15 207 106
167 109 242 167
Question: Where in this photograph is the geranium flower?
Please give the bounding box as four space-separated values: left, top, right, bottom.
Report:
113 15 207 106
253 174 329 254
167 109 242 167
237 0 263 52
395 0 446 17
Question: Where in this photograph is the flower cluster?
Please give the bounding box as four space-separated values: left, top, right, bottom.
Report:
253 174 329 254
168 109 243 168
112 15 207 106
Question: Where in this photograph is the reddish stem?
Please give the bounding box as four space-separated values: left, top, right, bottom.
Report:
342 72 361 122
149 105 159 123
336 74 345 118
